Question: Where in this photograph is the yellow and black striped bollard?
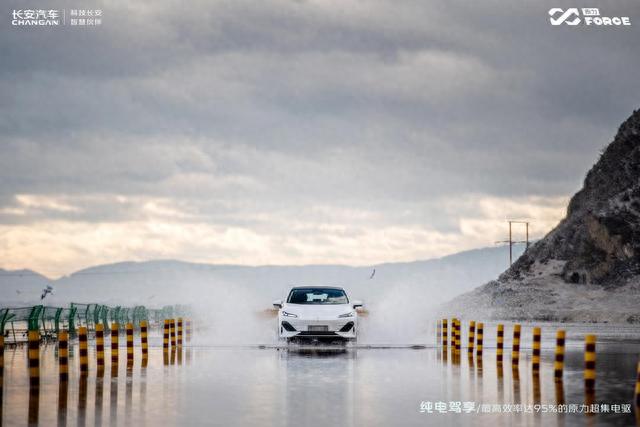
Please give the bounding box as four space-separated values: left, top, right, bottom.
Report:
467 321 475 356
436 320 441 347
170 319 177 348
511 324 521 366
442 319 448 348
177 317 184 365
170 317 177 365
496 324 504 363
96 324 105 376
451 318 457 357
79 326 89 375
450 318 455 355
163 319 170 365
532 327 541 372
455 318 461 357
554 330 565 380
58 330 69 382
584 334 596 391
28 329 40 387
141 320 149 364
126 323 134 367
476 322 483 358
163 320 170 351
111 323 119 366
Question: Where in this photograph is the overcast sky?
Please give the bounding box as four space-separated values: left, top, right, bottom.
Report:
1 0 639 277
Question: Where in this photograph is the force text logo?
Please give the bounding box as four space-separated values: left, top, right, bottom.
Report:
548 8 631 27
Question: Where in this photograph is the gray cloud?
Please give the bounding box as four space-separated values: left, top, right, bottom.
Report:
1 0 639 273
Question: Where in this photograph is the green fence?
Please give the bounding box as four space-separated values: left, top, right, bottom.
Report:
0 303 189 343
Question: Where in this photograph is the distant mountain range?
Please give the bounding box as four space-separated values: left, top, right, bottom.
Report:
1 245 526 343
1 245 523 309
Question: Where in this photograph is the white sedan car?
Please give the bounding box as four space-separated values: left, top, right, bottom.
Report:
273 286 362 343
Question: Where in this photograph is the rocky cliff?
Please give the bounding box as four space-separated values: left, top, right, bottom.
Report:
447 108 640 323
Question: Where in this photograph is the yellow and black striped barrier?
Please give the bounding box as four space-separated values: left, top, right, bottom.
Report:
111 322 119 366
96 323 105 374
141 320 149 363
456 318 461 357
170 319 177 348
554 330 565 380
58 330 69 382
438 318 640 409
79 326 89 375
163 319 170 365
453 318 461 357
126 322 134 367
496 323 504 363
532 326 541 372
178 317 184 347
511 324 521 366
457 318 462 357
467 321 475 356
584 334 596 391
449 319 453 351
28 329 39 387
163 319 170 351
442 318 448 348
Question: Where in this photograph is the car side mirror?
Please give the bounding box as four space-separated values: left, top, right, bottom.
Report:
352 300 363 309
272 299 283 309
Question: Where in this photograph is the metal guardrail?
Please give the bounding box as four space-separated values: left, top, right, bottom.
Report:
0 303 189 343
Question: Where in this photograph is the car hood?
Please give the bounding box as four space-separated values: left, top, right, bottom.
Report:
281 303 353 317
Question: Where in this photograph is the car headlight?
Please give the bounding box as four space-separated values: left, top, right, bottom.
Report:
282 311 298 318
338 311 355 318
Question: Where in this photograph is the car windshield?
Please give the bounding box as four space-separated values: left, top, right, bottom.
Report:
287 288 349 305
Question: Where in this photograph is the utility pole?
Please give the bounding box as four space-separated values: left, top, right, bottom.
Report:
496 220 530 266
509 221 512 265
